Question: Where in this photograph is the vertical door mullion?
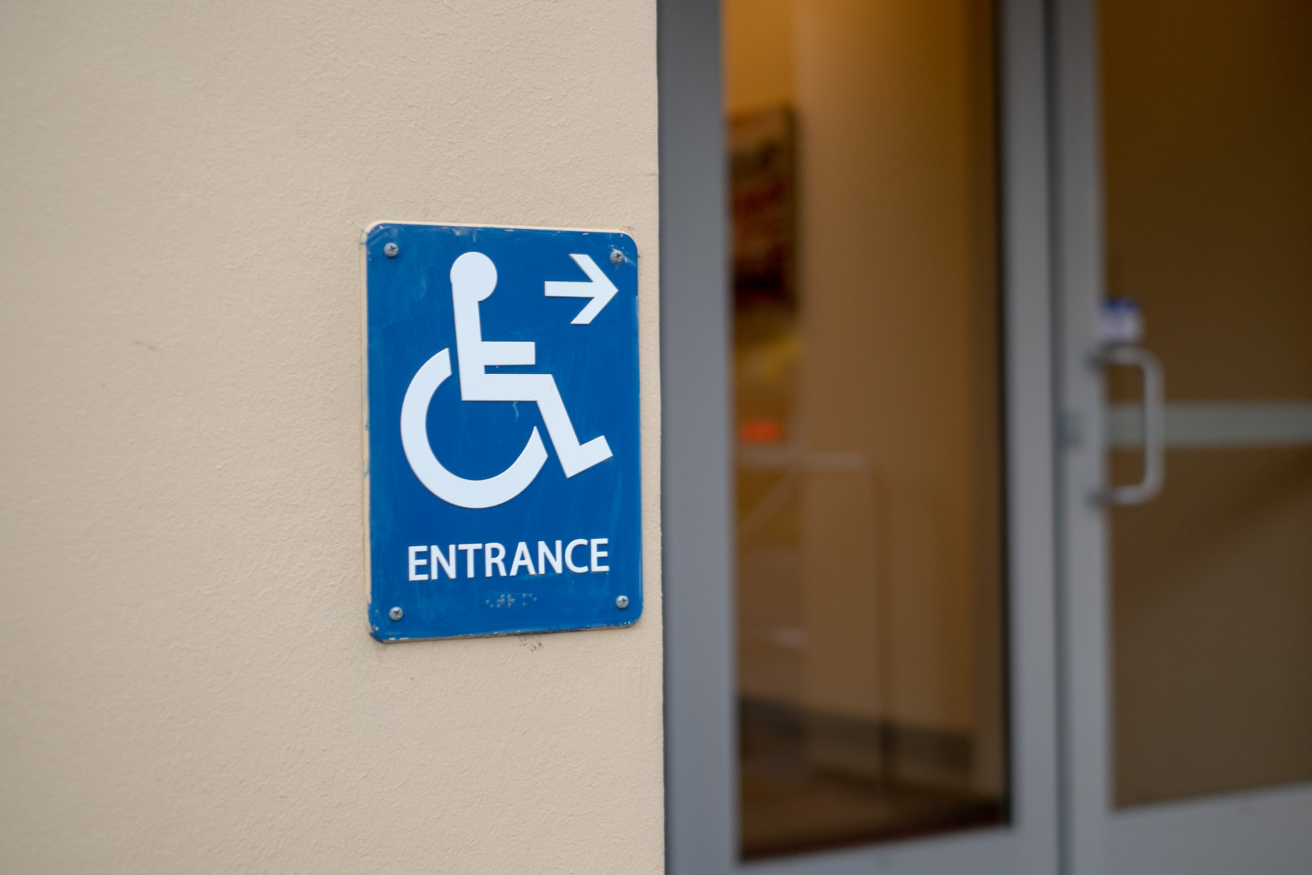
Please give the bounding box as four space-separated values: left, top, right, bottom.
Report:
1051 0 1112 871
659 0 736 872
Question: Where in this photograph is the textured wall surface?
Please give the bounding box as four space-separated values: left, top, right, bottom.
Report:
0 1 662 872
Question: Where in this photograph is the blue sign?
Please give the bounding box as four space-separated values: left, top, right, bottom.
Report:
363 223 642 641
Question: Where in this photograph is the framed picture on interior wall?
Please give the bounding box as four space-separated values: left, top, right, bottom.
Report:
731 106 797 312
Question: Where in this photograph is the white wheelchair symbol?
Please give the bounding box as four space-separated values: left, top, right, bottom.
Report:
400 251 616 509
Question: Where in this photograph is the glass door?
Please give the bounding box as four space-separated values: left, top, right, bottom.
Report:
662 0 1058 872
726 0 1006 856
1055 0 1312 871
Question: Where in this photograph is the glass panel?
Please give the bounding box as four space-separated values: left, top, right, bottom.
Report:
724 0 1007 859
1102 0 1312 807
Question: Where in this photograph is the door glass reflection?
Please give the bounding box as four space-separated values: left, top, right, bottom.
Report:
725 0 1008 858
1102 0 1312 807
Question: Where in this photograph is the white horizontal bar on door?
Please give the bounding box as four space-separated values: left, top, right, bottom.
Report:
1108 401 1312 448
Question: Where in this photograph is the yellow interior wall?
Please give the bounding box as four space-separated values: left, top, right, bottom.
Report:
724 0 796 114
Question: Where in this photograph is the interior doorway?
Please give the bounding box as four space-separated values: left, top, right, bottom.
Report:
661 0 1312 872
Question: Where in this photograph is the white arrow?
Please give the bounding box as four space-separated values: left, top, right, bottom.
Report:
544 254 618 324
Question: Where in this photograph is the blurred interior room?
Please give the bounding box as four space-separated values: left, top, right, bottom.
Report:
663 0 1312 870
724 0 1007 857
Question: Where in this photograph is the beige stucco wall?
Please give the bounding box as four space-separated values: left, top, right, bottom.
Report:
0 1 662 872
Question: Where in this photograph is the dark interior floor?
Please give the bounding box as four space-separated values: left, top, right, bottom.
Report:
739 701 1005 861
741 770 1004 861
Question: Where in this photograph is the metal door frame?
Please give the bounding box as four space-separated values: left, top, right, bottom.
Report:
1050 0 1312 872
660 1 1060 872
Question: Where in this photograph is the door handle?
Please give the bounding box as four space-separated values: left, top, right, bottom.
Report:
1093 344 1165 505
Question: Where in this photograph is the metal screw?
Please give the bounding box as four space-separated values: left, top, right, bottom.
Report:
384 242 399 258
609 249 624 265
388 606 403 621
615 595 630 609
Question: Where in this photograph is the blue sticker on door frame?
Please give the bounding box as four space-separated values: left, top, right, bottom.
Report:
362 222 642 641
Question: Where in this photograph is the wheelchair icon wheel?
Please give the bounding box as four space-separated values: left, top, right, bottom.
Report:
399 348 548 509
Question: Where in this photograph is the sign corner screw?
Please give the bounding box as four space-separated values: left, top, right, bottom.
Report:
384 242 399 258
615 595 629 609
609 249 624 265
388 606 403 621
